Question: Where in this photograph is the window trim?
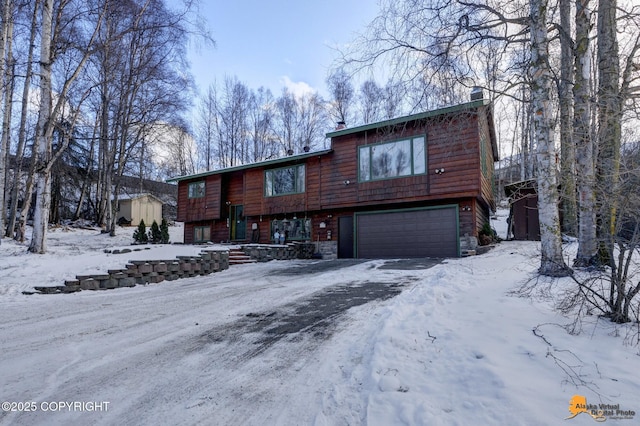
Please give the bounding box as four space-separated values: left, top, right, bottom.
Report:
270 218 312 241
264 164 306 197
358 135 427 182
188 181 205 199
193 225 210 242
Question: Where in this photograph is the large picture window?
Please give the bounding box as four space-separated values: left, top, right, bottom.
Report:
359 136 426 182
271 218 311 241
264 165 305 196
188 181 205 198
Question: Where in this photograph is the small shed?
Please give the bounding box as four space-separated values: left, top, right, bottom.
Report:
116 193 163 227
505 180 540 241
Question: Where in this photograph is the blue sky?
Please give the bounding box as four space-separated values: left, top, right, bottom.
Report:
183 1 381 99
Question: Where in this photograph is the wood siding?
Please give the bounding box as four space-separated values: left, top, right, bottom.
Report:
478 106 497 210
319 111 484 209
176 175 221 222
175 103 497 246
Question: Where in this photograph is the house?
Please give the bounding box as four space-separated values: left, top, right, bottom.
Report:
168 95 498 259
116 193 164 227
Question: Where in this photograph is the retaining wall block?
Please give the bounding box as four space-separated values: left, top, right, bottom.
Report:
154 263 168 273
118 277 136 287
79 278 100 290
148 273 165 284
138 263 153 274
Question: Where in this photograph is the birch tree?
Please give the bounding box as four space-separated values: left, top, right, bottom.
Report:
28 0 55 253
359 79 384 124
247 87 277 162
338 0 572 276
573 0 597 266
196 85 217 171
595 0 622 264
529 0 570 276
326 68 355 126
0 0 13 240
559 0 577 236
5 0 40 239
29 0 106 253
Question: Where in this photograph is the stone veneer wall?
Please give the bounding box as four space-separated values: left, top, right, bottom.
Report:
316 241 337 260
33 249 229 294
240 242 316 262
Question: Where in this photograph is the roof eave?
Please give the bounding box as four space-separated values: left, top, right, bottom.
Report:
166 149 333 183
326 99 491 139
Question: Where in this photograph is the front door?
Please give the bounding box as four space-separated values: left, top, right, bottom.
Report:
338 216 354 258
230 205 246 241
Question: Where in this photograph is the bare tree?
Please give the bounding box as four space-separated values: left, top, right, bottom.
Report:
0 0 14 240
573 0 597 266
529 0 570 276
29 0 106 253
196 85 217 171
358 79 383 124
274 88 297 154
595 0 623 265
296 92 326 153
5 0 41 239
247 86 277 162
338 0 572 276
559 0 577 236
326 68 355 126
382 80 404 119
91 0 193 235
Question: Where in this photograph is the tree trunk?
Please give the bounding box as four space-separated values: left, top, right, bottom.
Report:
529 0 571 277
559 0 577 236
5 0 40 238
0 0 12 240
573 0 597 266
28 0 54 254
595 0 621 265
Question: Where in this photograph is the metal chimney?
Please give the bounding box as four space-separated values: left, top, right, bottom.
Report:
470 86 484 101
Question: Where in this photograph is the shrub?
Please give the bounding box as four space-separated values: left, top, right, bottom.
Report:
479 222 499 245
160 218 170 244
148 220 162 244
133 219 148 244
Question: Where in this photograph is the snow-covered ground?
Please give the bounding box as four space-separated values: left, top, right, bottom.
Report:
0 213 638 425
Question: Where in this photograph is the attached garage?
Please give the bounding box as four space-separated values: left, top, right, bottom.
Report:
355 206 459 258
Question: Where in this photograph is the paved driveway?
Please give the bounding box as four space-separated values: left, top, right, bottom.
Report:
0 257 441 426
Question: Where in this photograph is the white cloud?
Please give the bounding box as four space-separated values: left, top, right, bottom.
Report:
280 76 317 99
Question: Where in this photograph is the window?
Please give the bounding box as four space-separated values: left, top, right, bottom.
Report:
194 226 210 242
264 165 305 196
188 181 205 198
271 218 311 241
359 136 426 181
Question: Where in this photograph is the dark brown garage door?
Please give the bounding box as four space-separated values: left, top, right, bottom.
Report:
356 207 458 258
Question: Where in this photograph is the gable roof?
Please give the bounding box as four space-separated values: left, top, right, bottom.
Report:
167 99 498 184
327 98 498 161
117 193 164 204
166 149 333 183
327 99 490 138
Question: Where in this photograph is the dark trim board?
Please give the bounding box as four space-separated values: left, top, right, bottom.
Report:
354 205 460 258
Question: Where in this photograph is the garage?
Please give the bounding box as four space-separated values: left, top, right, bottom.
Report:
355 206 459 258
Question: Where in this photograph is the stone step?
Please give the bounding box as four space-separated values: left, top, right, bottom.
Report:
228 250 257 265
